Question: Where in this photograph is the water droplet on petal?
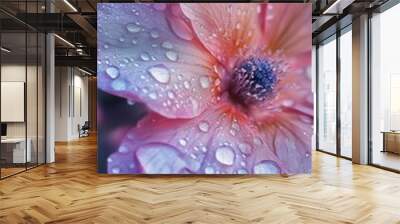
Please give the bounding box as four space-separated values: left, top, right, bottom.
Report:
111 80 126 91
161 41 173 49
215 146 235 166
150 30 160 39
238 143 252 154
253 160 281 174
106 66 119 79
111 167 120 174
149 92 157 100
179 138 187 146
147 64 170 84
136 143 186 174
126 23 141 33
199 76 210 89
183 81 190 89
237 168 247 174
140 52 150 61
165 51 178 61
198 121 209 133
205 166 215 174
167 91 175 99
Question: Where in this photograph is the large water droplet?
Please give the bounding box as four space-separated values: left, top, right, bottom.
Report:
198 121 209 133
126 23 141 33
253 160 281 174
204 166 215 174
148 64 170 84
106 66 119 79
215 146 235 166
136 143 186 174
165 51 178 61
199 76 210 89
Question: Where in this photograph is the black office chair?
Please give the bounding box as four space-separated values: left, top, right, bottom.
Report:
78 121 90 138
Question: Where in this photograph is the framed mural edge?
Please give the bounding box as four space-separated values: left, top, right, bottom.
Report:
97 2 313 175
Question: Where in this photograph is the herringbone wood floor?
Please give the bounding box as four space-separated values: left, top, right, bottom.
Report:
1 135 400 224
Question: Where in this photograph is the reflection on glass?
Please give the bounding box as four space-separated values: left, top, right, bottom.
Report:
371 4 400 171
1 32 27 177
340 29 352 158
318 37 337 154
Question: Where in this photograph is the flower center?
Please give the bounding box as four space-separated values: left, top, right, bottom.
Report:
229 57 278 105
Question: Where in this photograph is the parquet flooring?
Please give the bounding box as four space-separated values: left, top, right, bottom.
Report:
1 135 400 224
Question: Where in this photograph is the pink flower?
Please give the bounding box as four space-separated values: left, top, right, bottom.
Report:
98 3 313 174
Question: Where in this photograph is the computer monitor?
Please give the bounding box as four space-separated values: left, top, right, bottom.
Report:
1 123 7 137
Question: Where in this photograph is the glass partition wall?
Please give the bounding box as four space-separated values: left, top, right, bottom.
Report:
0 1 46 179
316 26 352 159
370 3 400 172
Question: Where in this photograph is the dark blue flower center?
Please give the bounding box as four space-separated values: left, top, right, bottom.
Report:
229 57 278 105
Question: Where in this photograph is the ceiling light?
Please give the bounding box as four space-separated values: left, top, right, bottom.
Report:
63 0 78 12
323 0 354 15
54 34 75 48
78 67 93 76
1 47 11 53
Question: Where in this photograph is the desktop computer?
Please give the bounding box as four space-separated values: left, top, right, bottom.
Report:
1 123 7 140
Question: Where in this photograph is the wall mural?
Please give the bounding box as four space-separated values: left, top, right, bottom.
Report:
97 3 313 175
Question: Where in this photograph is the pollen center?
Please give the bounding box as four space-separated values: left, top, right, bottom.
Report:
229 57 278 105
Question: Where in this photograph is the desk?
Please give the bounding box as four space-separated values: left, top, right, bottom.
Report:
1 138 31 163
382 131 400 154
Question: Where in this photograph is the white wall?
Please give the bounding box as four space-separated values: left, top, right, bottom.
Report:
55 67 89 141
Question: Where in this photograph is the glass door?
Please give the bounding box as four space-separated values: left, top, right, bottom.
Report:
317 35 337 154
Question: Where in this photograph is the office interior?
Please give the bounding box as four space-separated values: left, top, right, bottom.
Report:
0 0 399 178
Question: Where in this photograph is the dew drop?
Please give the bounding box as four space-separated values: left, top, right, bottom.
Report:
183 81 190 89
148 64 170 84
140 52 150 61
238 143 252 155
237 168 247 174
161 41 173 49
111 167 120 174
215 146 235 166
199 76 210 89
150 30 160 39
198 121 209 133
165 51 178 61
167 91 175 99
179 138 187 146
204 166 215 174
253 160 281 174
126 23 141 33
111 80 126 91
106 66 119 79
149 92 157 100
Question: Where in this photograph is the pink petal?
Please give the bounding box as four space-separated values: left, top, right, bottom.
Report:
107 104 288 174
260 3 312 57
98 3 219 119
181 3 261 69
250 69 313 174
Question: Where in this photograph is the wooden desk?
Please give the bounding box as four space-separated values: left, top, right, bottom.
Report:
1 138 31 163
382 131 400 154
